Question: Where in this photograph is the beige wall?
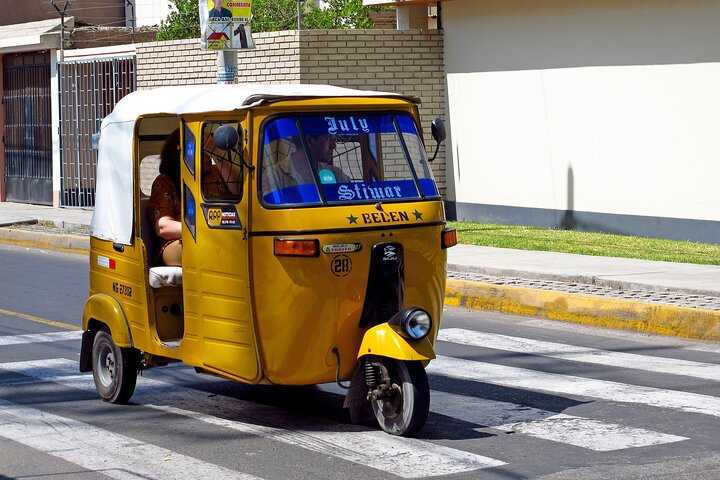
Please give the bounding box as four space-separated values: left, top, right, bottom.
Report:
444 0 720 73
136 29 447 194
442 0 720 240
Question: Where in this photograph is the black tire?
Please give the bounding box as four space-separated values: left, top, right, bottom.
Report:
370 359 429 436
91 327 138 404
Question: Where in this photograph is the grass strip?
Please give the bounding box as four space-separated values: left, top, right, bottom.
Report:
448 221 720 265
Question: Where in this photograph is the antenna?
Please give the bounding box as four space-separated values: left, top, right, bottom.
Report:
50 0 70 58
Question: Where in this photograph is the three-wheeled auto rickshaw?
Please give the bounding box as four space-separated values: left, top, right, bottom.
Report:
79 83 456 436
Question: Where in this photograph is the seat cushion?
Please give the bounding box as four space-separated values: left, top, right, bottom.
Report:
148 266 183 288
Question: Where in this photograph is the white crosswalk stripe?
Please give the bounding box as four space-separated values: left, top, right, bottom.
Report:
438 328 720 382
147 403 505 477
0 330 82 346
317 384 687 451
0 398 264 480
430 391 687 451
427 355 720 417
0 358 505 478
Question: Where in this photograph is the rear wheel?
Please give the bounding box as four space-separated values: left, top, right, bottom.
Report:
91 327 138 404
369 358 429 436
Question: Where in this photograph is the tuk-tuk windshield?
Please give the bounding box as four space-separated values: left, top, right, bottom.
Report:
260 112 439 206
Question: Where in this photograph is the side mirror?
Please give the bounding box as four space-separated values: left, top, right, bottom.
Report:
210 124 255 171
429 117 446 162
213 125 239 150
431 117 446 143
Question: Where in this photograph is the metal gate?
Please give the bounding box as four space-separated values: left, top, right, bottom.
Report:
58 56 136 207
2 52 52 205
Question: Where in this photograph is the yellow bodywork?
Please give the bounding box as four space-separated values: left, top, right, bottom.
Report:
84 95 447 385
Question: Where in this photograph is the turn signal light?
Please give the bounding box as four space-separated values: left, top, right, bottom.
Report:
441 228 457 249
274 238 320 257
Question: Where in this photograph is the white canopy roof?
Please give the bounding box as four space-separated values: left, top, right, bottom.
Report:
91 84 417 244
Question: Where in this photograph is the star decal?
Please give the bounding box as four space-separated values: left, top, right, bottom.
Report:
412 209 423 220
347 214 358 224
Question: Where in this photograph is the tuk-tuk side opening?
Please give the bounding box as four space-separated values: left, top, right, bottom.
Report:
135 115 185 344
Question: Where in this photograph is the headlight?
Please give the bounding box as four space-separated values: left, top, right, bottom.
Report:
390 308 432 340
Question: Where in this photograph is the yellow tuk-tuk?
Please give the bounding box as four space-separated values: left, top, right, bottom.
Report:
79 84 456 436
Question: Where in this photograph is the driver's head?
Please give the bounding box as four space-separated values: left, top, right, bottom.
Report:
306 135 337 165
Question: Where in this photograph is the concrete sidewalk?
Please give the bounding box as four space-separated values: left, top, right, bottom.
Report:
1 201 719 340
0 202 93 228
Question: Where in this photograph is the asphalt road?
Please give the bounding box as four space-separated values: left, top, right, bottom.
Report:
1 243 720 479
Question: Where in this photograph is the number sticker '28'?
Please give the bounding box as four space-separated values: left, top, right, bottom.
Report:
331 254 352 277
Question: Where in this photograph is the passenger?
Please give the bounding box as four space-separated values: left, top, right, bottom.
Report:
202 132 242 198
147 129 182 266
148 128 241 266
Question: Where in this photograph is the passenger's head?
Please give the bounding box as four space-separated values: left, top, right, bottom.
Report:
159 128 181 193
306 135 337 165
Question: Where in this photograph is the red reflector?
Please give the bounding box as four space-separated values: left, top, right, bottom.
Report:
441 228 457 249
274 238 319 257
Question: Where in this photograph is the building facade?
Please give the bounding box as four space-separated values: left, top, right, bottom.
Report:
0 1 165 206
367 0 720 244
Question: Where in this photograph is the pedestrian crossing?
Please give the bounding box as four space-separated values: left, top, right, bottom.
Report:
0 358 504 478
0 326 718 479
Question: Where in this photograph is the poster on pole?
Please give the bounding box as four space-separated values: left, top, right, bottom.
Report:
199 0 254 50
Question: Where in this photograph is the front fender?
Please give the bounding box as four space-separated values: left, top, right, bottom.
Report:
81 293 133 348
357 324 435 361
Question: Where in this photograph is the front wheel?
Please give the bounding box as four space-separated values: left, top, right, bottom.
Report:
369 359 429 436
91 327 139 404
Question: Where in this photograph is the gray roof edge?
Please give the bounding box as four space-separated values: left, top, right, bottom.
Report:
0 16 75 53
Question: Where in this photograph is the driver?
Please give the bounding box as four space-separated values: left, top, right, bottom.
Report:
263 134 351 194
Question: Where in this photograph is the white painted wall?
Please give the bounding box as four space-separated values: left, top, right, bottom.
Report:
443 0 720 223
130 0 173 27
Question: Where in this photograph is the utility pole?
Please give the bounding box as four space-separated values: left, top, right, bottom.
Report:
50 0 70 60
217 50 237 84
297 0 302 29
126 0 136 42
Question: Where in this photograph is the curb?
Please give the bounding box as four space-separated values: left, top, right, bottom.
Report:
447 263 720 299
0 228 90 255
445 279 720 341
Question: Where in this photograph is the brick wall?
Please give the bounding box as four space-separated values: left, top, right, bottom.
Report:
136 31 301 87
135 29 446 194
297 30 446 191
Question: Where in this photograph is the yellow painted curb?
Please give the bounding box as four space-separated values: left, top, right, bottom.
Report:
445 278 720 341
0 228 89 255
